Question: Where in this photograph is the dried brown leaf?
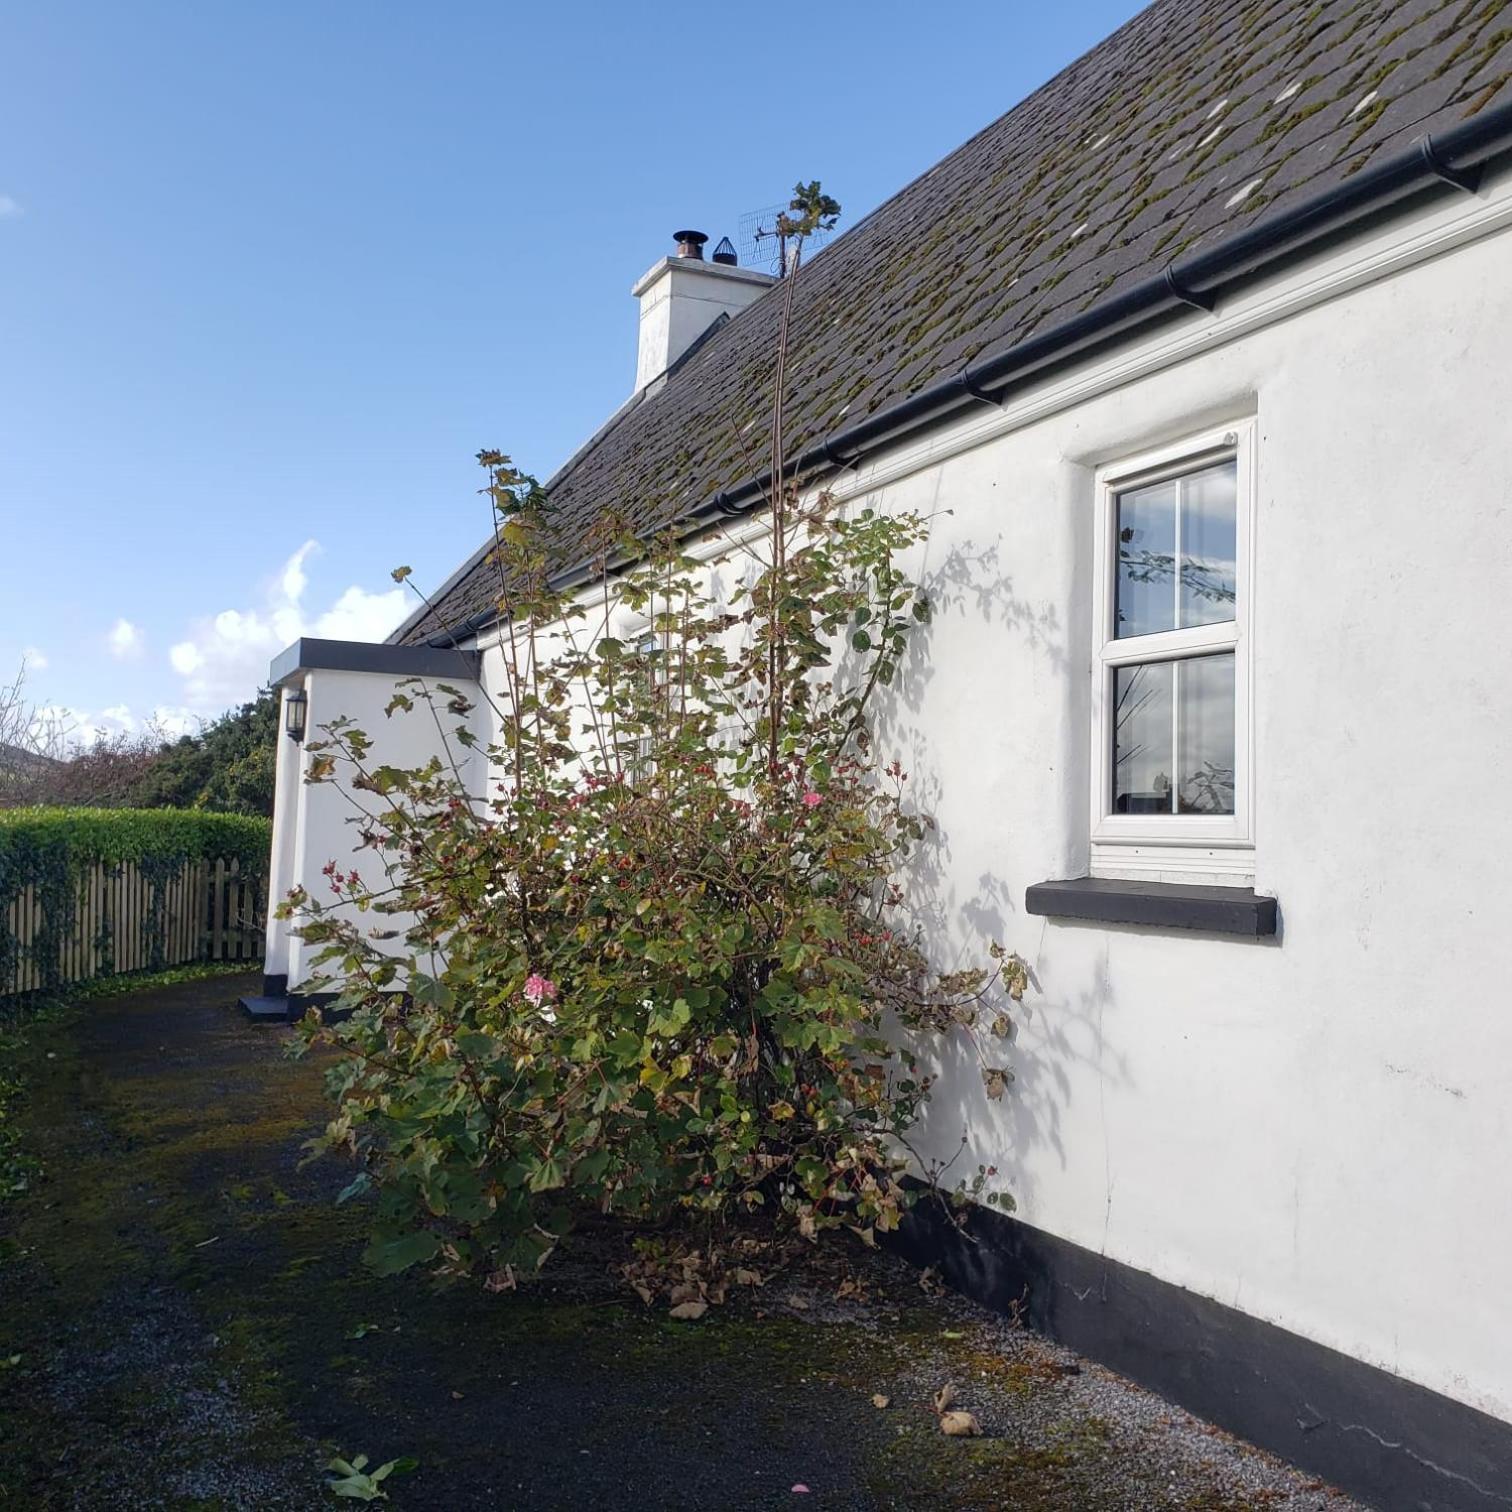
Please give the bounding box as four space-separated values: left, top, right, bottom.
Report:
939 1410 981 1437
668 1300 708 1321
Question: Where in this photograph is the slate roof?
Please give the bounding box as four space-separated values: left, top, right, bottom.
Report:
396 0 1511 646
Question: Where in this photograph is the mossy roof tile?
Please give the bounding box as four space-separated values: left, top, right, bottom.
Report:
399 0 1498 645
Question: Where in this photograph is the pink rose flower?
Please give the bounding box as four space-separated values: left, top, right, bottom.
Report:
801 791 823 808
522 973 558 1006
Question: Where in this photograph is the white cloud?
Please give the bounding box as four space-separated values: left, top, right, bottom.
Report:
167 539 408 712
0 195 22 220
314 584 415 642
107 618 144 660
22 645 48 671
28 701 198 752
155 707 198 739
280 540 315 603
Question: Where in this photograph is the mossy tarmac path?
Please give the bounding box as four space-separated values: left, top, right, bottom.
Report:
0 975 1360 1510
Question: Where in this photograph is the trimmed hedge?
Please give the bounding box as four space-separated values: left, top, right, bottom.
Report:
0 808 273 999
0 807 271 873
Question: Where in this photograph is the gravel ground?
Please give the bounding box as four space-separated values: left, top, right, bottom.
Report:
0 974 1365 1510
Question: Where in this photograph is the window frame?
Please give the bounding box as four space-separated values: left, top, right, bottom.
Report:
626 624 665 781
1089 419 1256 883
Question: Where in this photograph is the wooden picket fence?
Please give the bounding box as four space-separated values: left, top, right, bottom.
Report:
1 857 264 1002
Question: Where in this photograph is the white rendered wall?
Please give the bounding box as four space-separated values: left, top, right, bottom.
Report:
260 685 307 980
856 229 1512 1427
458 182 1512 1424
273 667 485 992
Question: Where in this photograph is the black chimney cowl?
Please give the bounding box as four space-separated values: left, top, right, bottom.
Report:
673 230 707 259
711 236 737 265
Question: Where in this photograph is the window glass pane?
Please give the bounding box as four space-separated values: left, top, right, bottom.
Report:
1114 480 1176 638
1112 661 1173 814
633 633 661 778
1179 461 1237 628
1177 653 1235 814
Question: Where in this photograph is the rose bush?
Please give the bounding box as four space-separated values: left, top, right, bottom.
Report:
286 185 1025 1288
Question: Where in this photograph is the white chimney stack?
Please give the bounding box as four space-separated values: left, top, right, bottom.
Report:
632 230 776 392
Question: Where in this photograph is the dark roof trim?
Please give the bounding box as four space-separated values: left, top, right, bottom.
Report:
420 98 1512 648
269 637 482 686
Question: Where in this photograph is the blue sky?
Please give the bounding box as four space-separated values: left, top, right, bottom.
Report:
1 0 1143 738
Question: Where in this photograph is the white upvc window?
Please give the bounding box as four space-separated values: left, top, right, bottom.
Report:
1090 420 1255 884
630 627 664 779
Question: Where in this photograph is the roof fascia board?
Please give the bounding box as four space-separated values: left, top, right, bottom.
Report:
269 637 482 687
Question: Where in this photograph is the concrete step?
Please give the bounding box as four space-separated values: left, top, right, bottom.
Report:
237 994 296 1024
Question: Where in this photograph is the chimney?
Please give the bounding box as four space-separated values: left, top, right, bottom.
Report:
632 230 776 392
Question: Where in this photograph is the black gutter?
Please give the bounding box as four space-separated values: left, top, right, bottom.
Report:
425 98 1512 647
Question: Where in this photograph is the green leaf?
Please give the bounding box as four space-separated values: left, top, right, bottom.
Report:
574 1148 612 1184
325 1446 415 1503
528 1157 565 1193
364 1230 442 1277
607 1031 643 1064
371 1456 419 1483
337 1171 373 1205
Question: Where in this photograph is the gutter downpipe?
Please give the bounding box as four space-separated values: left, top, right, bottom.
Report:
427 99 1512 648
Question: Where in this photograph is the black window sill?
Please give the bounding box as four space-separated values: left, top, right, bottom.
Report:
1025 877 1277 936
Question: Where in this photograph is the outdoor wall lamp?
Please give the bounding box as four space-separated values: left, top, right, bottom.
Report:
283 687 308 743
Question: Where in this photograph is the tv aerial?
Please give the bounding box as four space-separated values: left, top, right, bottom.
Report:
738 202 837 277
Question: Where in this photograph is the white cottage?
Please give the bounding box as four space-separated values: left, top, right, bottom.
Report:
256 1 1512 1504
